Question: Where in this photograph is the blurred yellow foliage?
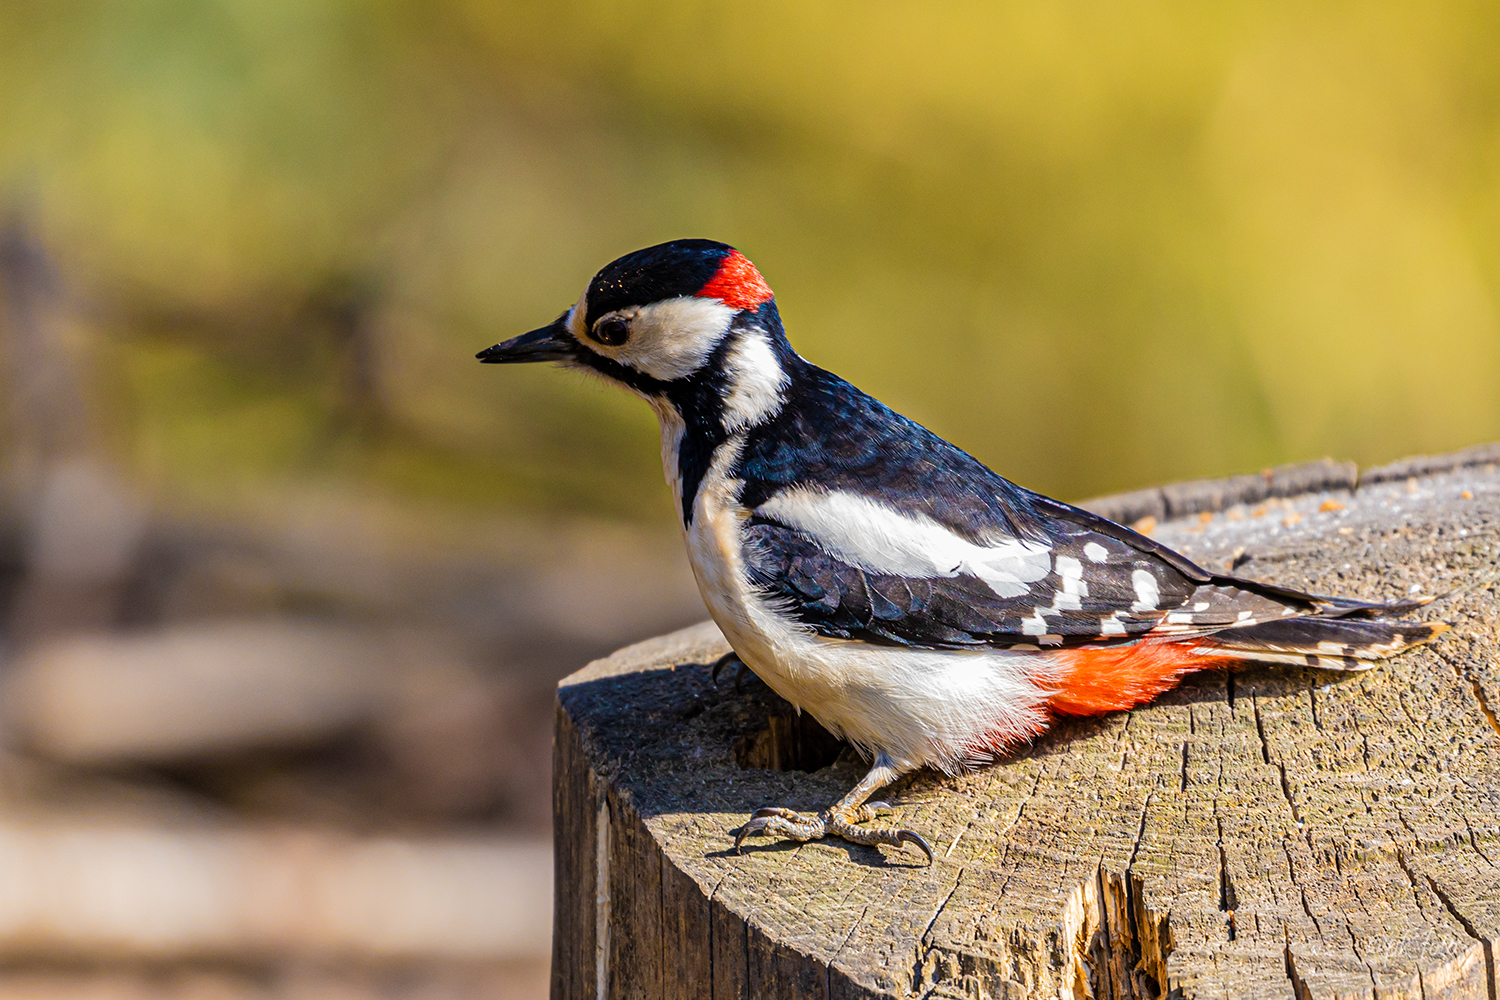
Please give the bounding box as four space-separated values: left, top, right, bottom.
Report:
2 1 1498 529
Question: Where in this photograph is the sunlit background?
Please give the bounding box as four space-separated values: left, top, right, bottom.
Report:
1 2 1498 997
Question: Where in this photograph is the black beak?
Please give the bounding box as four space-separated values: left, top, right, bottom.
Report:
476 319 576 364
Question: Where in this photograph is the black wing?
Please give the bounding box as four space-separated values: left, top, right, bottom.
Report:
733 363 1378 649
740 513 1188 648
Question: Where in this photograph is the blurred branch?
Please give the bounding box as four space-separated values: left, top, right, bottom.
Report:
0 211 90 481
0 819 550 962
0 210 147 640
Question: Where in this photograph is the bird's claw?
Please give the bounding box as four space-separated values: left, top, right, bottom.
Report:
732 804 933 864
710 652 749 690
895 830 935 865
750 806 801 820
733 809 825 852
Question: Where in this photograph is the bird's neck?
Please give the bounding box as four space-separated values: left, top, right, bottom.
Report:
654 318 804 526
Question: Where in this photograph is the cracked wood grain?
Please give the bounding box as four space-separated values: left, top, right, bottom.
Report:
553 447 1500 998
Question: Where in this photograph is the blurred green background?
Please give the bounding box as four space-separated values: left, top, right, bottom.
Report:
4 0 1499 538
0 7 1497 994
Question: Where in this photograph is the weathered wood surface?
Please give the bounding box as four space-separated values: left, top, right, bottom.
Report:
553 444 1500 999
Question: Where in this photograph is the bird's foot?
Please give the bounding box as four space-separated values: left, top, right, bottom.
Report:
732 801 933 864
710 652 751 690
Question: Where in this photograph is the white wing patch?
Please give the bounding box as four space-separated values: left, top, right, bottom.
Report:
1053 555 1088 609
1130 569 1160 612
720 328 788 432
1083 542 1108 563
756 488 1052 598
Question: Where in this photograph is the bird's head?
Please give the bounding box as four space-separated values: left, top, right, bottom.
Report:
478 239 795 429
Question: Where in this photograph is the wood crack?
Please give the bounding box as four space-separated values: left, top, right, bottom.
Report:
1435 646 1500 742
1275 761 1304 828
1215 817 1238 930
1281 842 1321 934
912 871 965 995
827 902 869 997
1284 937 1314 1000
1253 696 1272 764
1126 791 1154 872
1345 920 1379 994
1468 680 1500 742
1465 814 1498 868
1391 844 1430 913
1421 868 1498 1000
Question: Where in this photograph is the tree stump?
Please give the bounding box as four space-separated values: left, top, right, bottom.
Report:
552 444 1500 999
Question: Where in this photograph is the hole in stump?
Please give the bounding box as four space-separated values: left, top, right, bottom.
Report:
733 712 845 772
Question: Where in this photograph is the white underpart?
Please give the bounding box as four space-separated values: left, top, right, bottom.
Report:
649 399 687 515
720 328 788 432
1130 569 1160 612
575 295 736 382
667 434 1055 773
755 488 1052 599
1084 542 1108 563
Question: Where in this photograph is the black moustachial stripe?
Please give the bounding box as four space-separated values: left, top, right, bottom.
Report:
571 292 790 527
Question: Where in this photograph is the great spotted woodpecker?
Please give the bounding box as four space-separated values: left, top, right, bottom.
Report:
479 239 1446 864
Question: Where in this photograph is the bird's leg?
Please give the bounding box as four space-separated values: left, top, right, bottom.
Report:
709 651 750 690
732 754 933 864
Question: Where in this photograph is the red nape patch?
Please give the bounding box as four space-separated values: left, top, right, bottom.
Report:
696 250 774 311
1047 641 1228 717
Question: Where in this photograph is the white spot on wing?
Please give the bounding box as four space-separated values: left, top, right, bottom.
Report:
1021 614 1048 635
720 328 788 431
1054 555 1089 599
1083 542 1108 563
756 488 1052 598
1130 569 1160 612
1049 591 1083 611
1100 614 1127 636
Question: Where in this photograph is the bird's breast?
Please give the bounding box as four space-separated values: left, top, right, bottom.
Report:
683 437 756 637
650 400 687 517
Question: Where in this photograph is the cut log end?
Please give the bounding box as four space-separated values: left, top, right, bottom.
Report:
553 449 1500 999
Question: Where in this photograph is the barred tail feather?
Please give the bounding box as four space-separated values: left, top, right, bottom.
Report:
1196 617 1450 672
1047 617 1449 717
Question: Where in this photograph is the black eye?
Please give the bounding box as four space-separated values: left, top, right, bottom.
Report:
590 316 630 346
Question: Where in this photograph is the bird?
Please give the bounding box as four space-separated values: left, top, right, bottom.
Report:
478 238 1448 865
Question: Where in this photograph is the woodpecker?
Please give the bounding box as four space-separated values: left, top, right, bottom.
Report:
479 239 1447 864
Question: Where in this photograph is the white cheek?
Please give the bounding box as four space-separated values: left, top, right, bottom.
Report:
612 297 735 381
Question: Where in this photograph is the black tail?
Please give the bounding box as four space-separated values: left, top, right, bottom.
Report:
1197 616 1449 671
